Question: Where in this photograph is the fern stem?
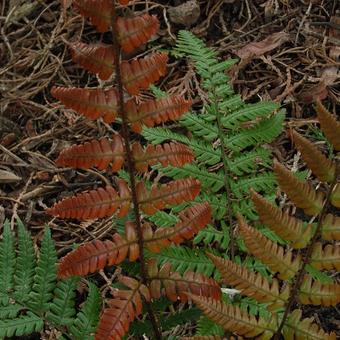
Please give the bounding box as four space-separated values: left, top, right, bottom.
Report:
274 163 340 338
212 96 235 260
111 2 162 339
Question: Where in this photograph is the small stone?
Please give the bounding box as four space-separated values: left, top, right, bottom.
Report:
168 0 200 27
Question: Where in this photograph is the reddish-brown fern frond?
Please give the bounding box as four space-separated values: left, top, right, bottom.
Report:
237 214 301 280
274 160 324 215
95 276 150 340
58 203 210 278
145 202 211 252
126 95 192 133
250 189 312 249
316 100 340 151
121 53 168 95
51 86 119 123
73 0 112 32
56 135 124 171
133 142 194 172
292 130 336 182
137 178 200 215
148 260 221 302
311 243 340 271
117 14 159 53
69 42 115 80
47 180 131 220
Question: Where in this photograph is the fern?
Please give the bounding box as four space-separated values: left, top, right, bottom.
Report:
189 103 340 338
0 220 101 339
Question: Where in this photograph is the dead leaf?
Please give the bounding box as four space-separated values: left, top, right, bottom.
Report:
299 82 328 104
235 31 290 59
0 169 22 183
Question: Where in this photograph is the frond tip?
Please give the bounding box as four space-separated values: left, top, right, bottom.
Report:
274 160 324 215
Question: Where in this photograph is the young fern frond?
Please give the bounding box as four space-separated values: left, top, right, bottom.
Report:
28 228 57 312
0 221 101 338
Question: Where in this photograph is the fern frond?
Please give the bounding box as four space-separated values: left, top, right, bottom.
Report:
121 53 168 95
230 172 276 198
56 135 124 171
250 190 312 248
0 312 44 338
224 111 285 152
73 0 112 32
180 113 218 141
221 102 279 130
47 180 131 220
51 86 119 123
155 164 224 193
69 42 115 80
13 218 35 302
148 260 221 302
142 126 190 145
321 214 340 240
58 203 210 278
331 183 340 208
0 221 15 301
146 202 211 252
147 245 216 277
95 276 150 340
228 148 272 176
207 253 289 311
238 215 300 280
47 277 80 326
127 95 192 133
133 142 194 172
137 178 200 215
316 100 340 151
311 243 340 271
298 275 340 306
188 294 276 340
292 130 336 182
274 160 324 215
0 304 22 319
149 210 179 228
194 224 229 250
283 309 336 339
69 282 101 339
117 14 159 53
28 228 57 312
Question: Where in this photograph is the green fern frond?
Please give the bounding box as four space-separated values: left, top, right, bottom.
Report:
0 221 15 303
225 111 285 152
142 126 221 165
228 148 272 176
28 228 57 312
0 304 23 319
142 126 189 144
146 246 217 277
149 210 179 228
13 218 35 303
197 316 225 336
180 112 218 141
69 282 101 340
48 277 80 327
221 102 279 130
195 193 228 220
230 172 276 198
194 224 230 250
0 312 44 338
155 164 224 193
